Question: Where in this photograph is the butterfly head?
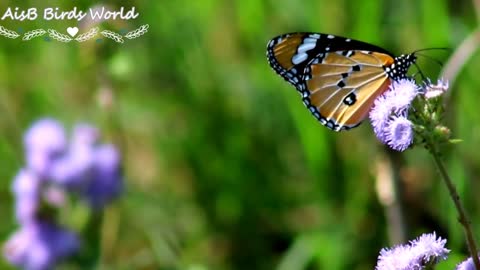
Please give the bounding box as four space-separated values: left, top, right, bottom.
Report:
386 53 417 80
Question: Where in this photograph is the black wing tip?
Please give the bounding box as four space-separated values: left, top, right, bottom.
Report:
267 32 395 56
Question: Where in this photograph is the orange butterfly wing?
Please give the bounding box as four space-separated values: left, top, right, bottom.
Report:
304 51 394 131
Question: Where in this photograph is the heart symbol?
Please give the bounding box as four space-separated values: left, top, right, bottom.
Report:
67 27 79 37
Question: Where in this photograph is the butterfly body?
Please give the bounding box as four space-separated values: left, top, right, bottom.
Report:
266 32 416 131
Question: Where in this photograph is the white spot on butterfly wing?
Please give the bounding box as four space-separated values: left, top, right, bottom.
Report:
292 53 308 64
297 42 316 53
303 38 317 44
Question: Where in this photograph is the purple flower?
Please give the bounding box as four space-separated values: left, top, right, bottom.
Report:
48 124 99 188
84 144 123 209
457 257 480 270
376 245 413 270
424 79 449 99
370 92 393 143
369 79 419 151
385 116 414 152
24 119 66 154
408 233 449 262
12 169 40 225
25 151 54 180
48 127 123 209
376 232 449 270
24 119 66 177
3 222 79 270
388 79 419 113
5 118 123 269
49 142 95 189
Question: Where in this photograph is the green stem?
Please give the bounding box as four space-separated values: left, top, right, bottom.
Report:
431 152 480 269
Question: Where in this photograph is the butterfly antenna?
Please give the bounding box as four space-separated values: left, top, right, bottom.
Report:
413 47 452 53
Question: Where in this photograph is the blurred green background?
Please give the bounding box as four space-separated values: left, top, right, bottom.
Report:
0 0 479 269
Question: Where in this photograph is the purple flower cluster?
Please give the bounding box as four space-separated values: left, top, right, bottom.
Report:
456 256 480 270
3 118 123 270
369 79 449 152
376 232 449 270
369 79 419 151
424 78 449 99
3 222 79 270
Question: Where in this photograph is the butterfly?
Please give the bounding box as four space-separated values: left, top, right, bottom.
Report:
266 32 417 131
